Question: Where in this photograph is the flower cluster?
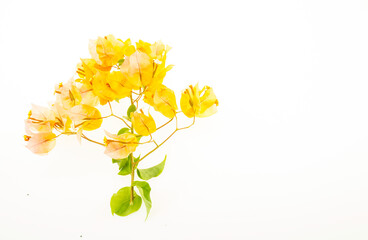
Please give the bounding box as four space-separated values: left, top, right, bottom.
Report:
24 35 218 218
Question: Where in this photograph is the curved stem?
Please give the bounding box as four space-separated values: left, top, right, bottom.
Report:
111 114 130 128
81 133 105 146
135 116 195 165
130 154 135 204
156 117 174 130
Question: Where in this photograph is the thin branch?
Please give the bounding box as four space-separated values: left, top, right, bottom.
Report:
156 117 174 130
135 116 196 165
81 133 105 146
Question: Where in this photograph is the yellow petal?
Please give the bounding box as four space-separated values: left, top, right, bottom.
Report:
104 131 138 159
120 51 152 89
89 35 125 68
68 104 102 131
25 132 57 155
197 86 219 117
144 84 178 118
55 79 82 110
107 71 132 99
179 84 218 118
25 104 56 134
131 111 156 136
180 89 195 118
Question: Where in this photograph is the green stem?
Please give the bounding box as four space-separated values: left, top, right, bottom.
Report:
130 153 135 205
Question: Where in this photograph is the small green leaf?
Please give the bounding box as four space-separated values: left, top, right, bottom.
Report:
136 135 142 142
118 155 132 176
117 127 130 135
127 104 137 119
134 181 152 220
110 187 142 216
137 155 166 180
117 58 125 65
134 155 140 164
123 116 131 122
112 159 120 164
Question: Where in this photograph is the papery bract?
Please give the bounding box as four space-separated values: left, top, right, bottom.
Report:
144 84 178 118
55 80 82 110
89 34 125 68
25 104 56 135
180 84 219 118
68 104 102 131
92 71 131 105
131 110 156 136
25 132 57 155
104 131 138 159
120 51 152 89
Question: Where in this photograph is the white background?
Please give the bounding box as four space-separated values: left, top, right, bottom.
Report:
1 0 368 239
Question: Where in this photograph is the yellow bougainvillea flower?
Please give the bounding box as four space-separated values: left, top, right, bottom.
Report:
92 71 131 105
132 41 173 88
120 51 153 89
89 34 126 68
25 104 56 135
68 104 102 131
180 84 219 118
76 58 99 84
131 110 156 136
119 38 136 56
104 131 138 159
24 132 57 155
77 81 99 107
144 84 178 118
54 80 82 110
51 103 73 133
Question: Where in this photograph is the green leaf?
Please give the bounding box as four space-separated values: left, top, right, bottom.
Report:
118 155 132 176
117 127 130 135
112 159 120 164
117 58 125 65
134 181 152 220
136 135 142 142
134 155 140 164
137 155 166 180
110 187 142 216
127 104 137 119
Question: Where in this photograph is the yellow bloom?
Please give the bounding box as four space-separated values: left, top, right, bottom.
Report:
76 58 98 83
25 132 57 155
137 41 173 88
144 84 178 118
54 79 82 110
92 71 131 105
25 104 56 135
131 110 156 136
180 84 218 118
119 38 136 56
68 104 102 131
104 131 138 159
120 51 153 89
78 81 99 107
89 34 125 68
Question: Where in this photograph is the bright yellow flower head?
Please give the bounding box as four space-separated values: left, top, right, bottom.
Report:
54 79 82 110
180 84 218 118
89 34 126 68
92 71 132 105
120 51 153 89
104 131 138 159
76 58 98 83
131 110 157 136
25 132 57 155
144 84 178 118
25 104 56 135
68 104 103 131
